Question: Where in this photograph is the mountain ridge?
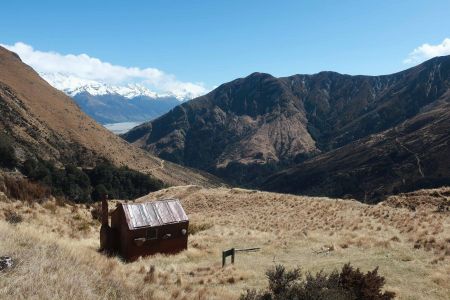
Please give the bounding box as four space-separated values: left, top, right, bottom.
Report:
40 72 192 100
40 72 188 125
123 55 450 200
262 99 450 201
70 92 181 124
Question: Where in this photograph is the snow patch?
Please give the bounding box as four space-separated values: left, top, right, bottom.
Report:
40 72 191 100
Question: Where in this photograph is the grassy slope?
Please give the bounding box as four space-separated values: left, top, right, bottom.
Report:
0 46 221 187
0 187 449 299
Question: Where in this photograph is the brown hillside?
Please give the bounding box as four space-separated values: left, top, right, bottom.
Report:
0 46 221 186
262 99 450 201
123 56 450 198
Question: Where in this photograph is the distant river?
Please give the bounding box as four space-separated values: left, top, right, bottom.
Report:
103 122 142 134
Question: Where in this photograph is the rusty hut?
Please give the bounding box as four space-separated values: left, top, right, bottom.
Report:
100 197 189 261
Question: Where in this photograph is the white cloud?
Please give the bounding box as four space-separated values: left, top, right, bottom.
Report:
404 38 450 64
1 42 207 99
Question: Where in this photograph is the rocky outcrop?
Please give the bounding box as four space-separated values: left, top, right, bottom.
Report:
0 256 14 271
262 99 450 202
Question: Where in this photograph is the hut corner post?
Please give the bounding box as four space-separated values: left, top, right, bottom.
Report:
100 194 111 251
101 194 109 227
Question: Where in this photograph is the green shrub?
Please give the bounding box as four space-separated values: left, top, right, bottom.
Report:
21 159 163 203
92 184 108 201
87 162 164 201
22 159 91 202
61 165 91 201
0 134 17 169
240 263 395 300
339 264 396 300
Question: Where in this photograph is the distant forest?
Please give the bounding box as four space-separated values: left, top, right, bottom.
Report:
0 134 164 202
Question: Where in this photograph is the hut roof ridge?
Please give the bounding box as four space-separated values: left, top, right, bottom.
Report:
121 198 188 230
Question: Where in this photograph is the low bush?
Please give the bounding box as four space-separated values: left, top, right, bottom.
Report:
0 134 17 169
42 201 57 214
4 209 23 224
240 263 395 300
1 176 50 202
90 203 102 222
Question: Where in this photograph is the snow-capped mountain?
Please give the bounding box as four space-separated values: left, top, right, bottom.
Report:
39 72 185 127
40 72 166 99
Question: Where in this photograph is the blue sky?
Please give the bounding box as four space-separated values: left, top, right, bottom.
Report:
1 0 450 92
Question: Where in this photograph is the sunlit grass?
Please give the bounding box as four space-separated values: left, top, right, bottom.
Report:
0 186 449 299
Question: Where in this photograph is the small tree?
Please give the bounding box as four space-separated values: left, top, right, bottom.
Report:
92 184 108 201
339 264 396 300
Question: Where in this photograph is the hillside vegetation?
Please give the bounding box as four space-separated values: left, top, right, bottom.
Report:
0 185 448 299
263 100 450 202
0 134 164 202
21 160 164 202
0 45 221 188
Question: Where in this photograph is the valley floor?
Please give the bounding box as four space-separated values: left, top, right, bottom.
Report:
0 186 449 299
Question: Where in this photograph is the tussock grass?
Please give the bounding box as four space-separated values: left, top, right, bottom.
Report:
0 185 449 299
189 222 213 235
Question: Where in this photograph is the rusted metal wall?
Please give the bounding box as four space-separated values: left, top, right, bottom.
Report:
110 203 189 261
120 221 188 261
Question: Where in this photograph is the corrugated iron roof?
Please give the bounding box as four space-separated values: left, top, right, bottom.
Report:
121 199 188 230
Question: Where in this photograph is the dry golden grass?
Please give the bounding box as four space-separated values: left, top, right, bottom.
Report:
0 186 449 299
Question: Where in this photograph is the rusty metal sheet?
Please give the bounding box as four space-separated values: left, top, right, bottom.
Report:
129 204 145 228
122 199 188 230
142 203 161 227
122 205 133 228
167 200 188 222
154 201 176 224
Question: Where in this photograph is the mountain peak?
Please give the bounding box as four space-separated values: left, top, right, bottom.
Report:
39 72 191 101
246 72 275 79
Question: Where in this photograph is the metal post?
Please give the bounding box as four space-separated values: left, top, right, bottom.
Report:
222 248 236 267
231 248 235 264
222 251 226 267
